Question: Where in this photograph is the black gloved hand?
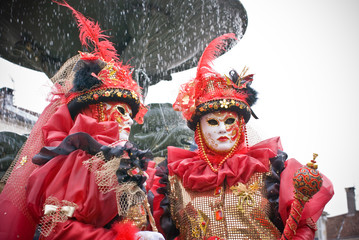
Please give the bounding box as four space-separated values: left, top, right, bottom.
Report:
100 141 153 192
100 144 125 161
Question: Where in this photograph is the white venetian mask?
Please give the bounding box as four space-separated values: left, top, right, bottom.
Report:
103 102 134 141
199 111 241 153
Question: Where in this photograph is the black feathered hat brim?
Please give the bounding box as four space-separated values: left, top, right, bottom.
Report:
67 88 140 120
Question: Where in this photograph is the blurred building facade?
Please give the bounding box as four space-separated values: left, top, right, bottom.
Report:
325 187 359 240
0 87 38 135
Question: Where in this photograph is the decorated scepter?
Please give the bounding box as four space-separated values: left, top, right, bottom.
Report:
281 153 323 240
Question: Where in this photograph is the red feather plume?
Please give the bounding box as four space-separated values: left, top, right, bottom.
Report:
54 0 119 62
194 33 237 101
196 33 237 80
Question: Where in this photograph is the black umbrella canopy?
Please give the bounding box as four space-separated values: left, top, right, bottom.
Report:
0 0 247 86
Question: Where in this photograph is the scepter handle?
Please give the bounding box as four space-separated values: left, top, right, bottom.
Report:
281 153 323 240
281 198 306 240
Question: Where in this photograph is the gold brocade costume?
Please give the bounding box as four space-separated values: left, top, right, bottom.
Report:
168 172 281 240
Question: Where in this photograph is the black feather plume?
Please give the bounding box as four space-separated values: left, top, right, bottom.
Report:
72 59 106 92
246 86 258 106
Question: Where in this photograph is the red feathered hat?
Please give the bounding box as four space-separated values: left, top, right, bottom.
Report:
173 33 257 130
54 1 147 124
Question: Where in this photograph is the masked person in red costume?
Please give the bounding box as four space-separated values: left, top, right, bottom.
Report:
150 34 334 239
0 2 164 240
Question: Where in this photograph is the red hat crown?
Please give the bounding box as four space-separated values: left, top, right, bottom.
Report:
173 33 257 130
55 1 147 124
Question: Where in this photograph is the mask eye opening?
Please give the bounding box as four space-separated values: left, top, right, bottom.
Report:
116 106 126 115
225 117 236 125
207 119 219 126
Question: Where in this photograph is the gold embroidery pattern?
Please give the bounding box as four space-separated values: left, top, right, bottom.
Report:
16 156 28 169
230 182 259 212
187 209 210 238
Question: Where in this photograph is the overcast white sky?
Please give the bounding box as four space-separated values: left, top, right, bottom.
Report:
233 0 359 217
1 0 359 217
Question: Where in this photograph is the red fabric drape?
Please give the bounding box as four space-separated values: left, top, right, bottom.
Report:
168 137 282 191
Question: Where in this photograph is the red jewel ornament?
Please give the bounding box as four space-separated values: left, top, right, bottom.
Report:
207 237 224 240
131 167 141 175
140 205 146 215
127 166 143 177
214 186 222 196
93 94 99 100
215 210 223 221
